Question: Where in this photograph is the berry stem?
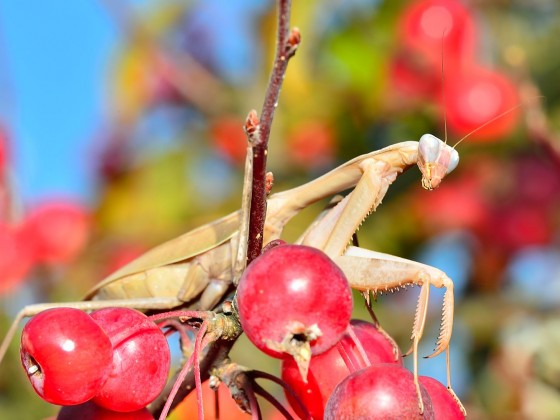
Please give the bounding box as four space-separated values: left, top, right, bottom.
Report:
246 0 299 264
150 313 242 417
194 321 208 420
251 381 295 420
250 370 311 419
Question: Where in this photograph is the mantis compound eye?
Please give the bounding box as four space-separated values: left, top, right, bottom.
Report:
419 134 442 163
446 148 460 174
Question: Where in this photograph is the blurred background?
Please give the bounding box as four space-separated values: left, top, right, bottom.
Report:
0 0 559 418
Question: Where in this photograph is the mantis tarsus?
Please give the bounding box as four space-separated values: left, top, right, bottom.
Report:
0 134 465 415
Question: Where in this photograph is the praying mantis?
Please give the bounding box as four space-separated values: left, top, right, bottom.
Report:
0 133 463 415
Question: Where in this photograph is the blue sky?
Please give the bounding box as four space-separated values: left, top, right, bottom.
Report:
0 0 271 207
0 1 118 205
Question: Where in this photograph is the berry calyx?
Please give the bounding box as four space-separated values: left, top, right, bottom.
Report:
20 308 113 406
236 245 352 378
90 308 171 412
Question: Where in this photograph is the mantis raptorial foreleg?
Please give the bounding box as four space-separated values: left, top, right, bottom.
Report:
292 135 462 414
333 247 459 413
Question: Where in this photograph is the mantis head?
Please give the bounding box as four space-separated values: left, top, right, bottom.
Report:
417 134 459 190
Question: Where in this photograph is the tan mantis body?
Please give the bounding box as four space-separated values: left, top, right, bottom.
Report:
0 138 462 414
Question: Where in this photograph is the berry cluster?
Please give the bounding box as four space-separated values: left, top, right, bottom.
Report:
390 0 519 141
20 307 169 418
237 244 464 419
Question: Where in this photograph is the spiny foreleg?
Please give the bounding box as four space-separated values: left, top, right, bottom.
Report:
333 246 462 415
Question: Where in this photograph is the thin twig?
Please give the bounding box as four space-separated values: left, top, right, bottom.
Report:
520 79 560 168
246 0 299 264
194 322 209 420
251 381 295 420
150 314 242 417
249 370 311 419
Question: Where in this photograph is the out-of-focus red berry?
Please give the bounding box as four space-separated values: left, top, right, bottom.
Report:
444 65 519 141
399 0 476 70
21 200 91 265
0 223 34 294
413 174 488 232
515 156 560 205
210 116 247 164
287 121 335 169
486 203 551 252
389 52 440 99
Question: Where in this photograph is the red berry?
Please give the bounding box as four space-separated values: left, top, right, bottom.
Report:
287 121 335 169
444 65 519 140
282 320 403 419
419 376 465 419
0 223 34 294
210 116 247 164
389 52 440 99
57 400 154 420
20 308 113 405
486 203 551 252
90 308 170 412
399 0 476 70
413 174 488 231
324 364 435 420
237 245 352 361
22 200 91 264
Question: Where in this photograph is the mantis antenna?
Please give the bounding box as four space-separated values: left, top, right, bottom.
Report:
441 30 448 144
440 30 529 150
451 102 525 149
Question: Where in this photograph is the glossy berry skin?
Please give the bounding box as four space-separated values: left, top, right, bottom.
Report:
57 400 154 420
20 308 113 405
237 245 352 359
324 364 435 420
91 308 170 412
283 320 402 419
419 376 465 419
